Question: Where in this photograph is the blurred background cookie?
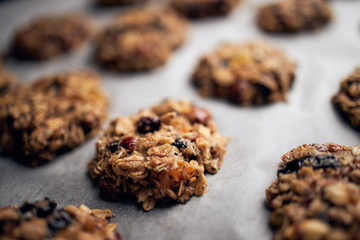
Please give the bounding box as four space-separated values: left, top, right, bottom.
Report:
97 0 149 6
192 41 296 106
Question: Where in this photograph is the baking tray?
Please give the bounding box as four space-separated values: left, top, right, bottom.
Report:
1 0 360 239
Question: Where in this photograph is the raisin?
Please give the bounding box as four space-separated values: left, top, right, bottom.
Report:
192 107 210 125
172 138 187 150
137 117 161 134
120 137 137 153
108 140 120 153
277 155 342 176
98 177 121 201
47 209 72 234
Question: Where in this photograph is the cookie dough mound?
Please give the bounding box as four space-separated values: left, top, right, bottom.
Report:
0 70 109 166
0 198 121 240
192 42 296 106
172 0 241 18
97 0 148 5
11 13 93 60
95 8 188 71
257 0 333 33
332 68 360 130
88 99 228 211
266 143 360 240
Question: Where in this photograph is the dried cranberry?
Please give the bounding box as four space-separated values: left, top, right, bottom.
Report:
137 117 161 134
108 140 120 153
193 107 210 125
229 81 249 103
115 232 122 240
172 138 187 150
98 177 121 201
120 137 137 152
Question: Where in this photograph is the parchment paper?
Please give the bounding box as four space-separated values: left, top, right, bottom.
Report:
0 0 360 239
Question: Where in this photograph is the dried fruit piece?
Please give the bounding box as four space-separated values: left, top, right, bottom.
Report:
137 117 161 134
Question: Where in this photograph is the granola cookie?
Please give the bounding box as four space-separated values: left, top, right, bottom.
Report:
88 99 228 211
171 0 241 18
0 65 17 96
257 0 333 33
97 0 148 5
11 13 93 60
0 198 121 240
192 42 296 106
332 68 360 130
266 143 360 240
0 70 109 166
95 8 188 71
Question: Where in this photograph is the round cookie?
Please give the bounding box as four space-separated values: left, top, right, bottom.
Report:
95 8 188 71
192 42 296 106
0 65 17 96
257 0 333 33
88 99 228 211
0 198 121 240
0 70 109 166
332 68 360 130
97 0 148 5
11 13 93 60
266 143 360 240
171 0 241 19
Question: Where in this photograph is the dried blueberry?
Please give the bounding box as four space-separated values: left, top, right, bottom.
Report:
34 199 57 217
172 138 187 150
99 177 121 201
108 140 120 153
47 209 72 234
137 117 161 134
120 137 137 152
277 155 342 176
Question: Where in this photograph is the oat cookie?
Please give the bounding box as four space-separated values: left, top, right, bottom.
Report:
0 65 17 96
257 0 333 33
0 70 109 166
266 143 360 240
95 8 188 71
11 13 93 60
97 0 148 6
88 99 228 211
0 198 121 240
332 68 360 130
171 0 241 18
192 42 296 106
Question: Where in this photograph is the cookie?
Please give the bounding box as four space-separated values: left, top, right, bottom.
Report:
0 198 121 240
266 143 360 240
97 0 148 6
257 0 333 33
88 99 228 211
332 68 360 130
95 8 188 71
0 65 17 96
11 13 93 60
0 70 109 166
192 42 296 106
171 0 241 18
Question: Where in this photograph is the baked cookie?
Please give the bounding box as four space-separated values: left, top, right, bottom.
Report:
257 0 333 33
266 143 360 240
171 0 241 19
332 68 360 130
192 42 296 106
0 65 17 96
97 0 148 6
0 198 121 240
11 13 93 60
0 70 109 166
95 8 188 71
88 99 228 211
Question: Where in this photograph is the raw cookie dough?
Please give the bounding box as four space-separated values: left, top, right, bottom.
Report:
11 13 93 60
257 0 333 33
0 198 121 240
0 70 109 166
88 99 228 211
171 0 241 19
95 7 188 71
332 68 360 130
266 143 360 240
192 41 296 106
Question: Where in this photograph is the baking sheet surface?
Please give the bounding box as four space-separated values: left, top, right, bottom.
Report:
0 0 360 239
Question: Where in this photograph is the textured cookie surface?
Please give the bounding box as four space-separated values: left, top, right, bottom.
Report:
97 0 148 5
192 42 296 106
171 0 241 18
0 198 121 240
95 8 188 71
88 99 228 211
332 68 360 130
266 143 360 240
257 0 332 33
12 13 93 60
0 70 109 166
